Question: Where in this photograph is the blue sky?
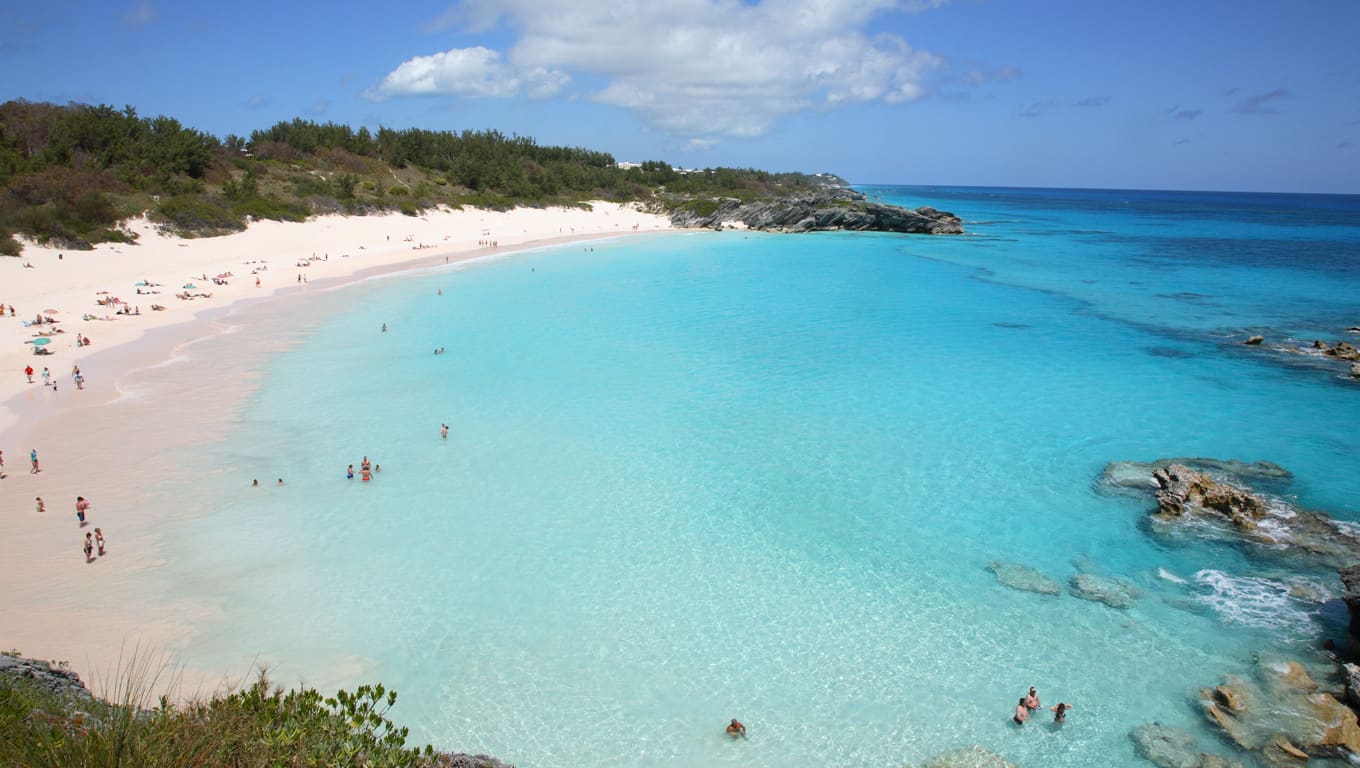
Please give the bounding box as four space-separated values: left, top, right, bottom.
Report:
3 0 1358 193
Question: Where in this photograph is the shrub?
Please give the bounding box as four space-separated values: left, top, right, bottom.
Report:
153 194 243 236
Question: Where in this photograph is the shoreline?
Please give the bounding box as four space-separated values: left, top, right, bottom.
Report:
0 203 676 698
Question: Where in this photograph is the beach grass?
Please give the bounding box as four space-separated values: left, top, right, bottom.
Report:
0 656 454 768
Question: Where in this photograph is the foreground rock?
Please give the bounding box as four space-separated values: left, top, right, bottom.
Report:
987 561 1062 596
1339 565 1360 637
0 653 92 701
920 746 1019 768
1107 461 1360 570
1129 723 1243 768
667 187 964 234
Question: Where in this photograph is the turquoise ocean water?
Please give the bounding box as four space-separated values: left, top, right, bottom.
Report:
153 187 1359 767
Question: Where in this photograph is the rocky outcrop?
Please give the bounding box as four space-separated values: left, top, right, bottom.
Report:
987 561 1062 596
667 187 964 235
1107 461 1360 570
1198 657 1360 763
1130 723 1243 768
0 653 92 701
1151 464 1267 528
1243 335 1264 345
920 745 1019 768
425 754 515 768
1339 565 1360 637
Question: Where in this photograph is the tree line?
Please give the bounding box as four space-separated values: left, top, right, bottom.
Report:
0 100 837 254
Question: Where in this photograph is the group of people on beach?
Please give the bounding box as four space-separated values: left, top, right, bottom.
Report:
3 447 112 563
1013 686 1073 726
23 365 85 390
347 456 380 482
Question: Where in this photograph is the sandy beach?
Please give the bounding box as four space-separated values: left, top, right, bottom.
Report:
0 202 672 697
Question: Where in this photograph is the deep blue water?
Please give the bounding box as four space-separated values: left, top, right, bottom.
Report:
152 185 1360 767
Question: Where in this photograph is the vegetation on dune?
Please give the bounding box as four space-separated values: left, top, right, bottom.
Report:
0 655 489 768
0 100 843 255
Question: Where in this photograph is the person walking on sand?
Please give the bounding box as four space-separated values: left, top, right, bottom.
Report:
75 496 89 525
726 719 747 739
41 367 50 386
30 449 39 473
36 497 45 513
83 533 95 562
25 365 33 383
1050 702 1073 724
1014 698 1029 725
95 528 106 556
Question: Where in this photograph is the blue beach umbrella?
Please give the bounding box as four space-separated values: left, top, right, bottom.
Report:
31 337 51 346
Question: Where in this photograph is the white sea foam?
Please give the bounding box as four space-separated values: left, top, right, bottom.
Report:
1157 567 1188 584
1192 569 1316 638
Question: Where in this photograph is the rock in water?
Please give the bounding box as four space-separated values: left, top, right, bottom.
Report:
920 746 1019 768
1243 335 1264 345
1069 572 1138 608
1129 723 1204 768
986 561 1062 596
1099 459 1292 493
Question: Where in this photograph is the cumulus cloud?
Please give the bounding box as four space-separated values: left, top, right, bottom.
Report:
1236 88 1290 114
124 0 156 26
1073 95 1109 107
1168 107 1200 120
372 0 945 141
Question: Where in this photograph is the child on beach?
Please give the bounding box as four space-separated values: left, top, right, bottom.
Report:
95 528 106 556
83 533 94 562
36 497 45 513
30 449 39 473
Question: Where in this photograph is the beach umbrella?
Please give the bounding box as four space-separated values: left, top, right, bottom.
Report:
43 309 58 315
32 337 51 346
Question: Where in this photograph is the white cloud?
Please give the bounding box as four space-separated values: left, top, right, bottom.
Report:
372 0 944 142
368 46 568 100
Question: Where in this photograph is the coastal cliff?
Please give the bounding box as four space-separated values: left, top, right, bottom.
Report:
666 186 964 234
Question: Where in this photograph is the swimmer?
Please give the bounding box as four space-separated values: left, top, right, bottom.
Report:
361 456 371 471
381 323 387 332
347 465 354 479
361 468 371 482
726 719 747 739
277 478 284 486
252 479 259 487
1014 698 1029 725
1025 687 1040 710
374 464 381 473
440 423 449 439
1050 702 1073 724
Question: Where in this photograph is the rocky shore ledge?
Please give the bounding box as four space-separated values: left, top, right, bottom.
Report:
667 186 964 234
1097 458 1360 767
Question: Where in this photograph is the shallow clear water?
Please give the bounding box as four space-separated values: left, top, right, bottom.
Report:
155 188 1359 767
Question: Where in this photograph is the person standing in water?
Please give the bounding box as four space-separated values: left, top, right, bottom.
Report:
1013 698 1029 725
440 423 449 439
1050 702 1074 724
726 719 747 739
1024 687 1040 711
